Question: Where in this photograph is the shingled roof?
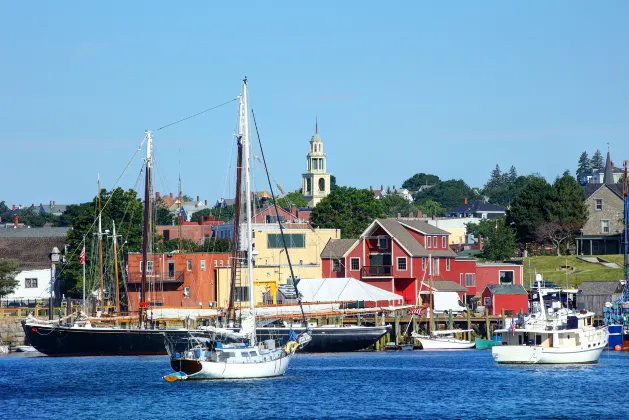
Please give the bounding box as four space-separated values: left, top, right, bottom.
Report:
320 238 358 258
397 219 450 235
421 280 468 293
374 219 455 257
445 200 506 215
0 227 70 238
579 281 623 295
584 183 624 200
0 237 66 270
484 284 528 295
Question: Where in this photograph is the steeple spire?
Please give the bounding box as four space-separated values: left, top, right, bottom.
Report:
315 114 318 134
604 148 614 185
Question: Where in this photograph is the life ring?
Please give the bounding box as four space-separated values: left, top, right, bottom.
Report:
284 341 299 354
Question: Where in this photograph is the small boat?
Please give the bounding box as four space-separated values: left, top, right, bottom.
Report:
492 290 608 364
474 337 501 349
399 344 414 351
163 371 187 382
14 345 38 353
412 329 475 350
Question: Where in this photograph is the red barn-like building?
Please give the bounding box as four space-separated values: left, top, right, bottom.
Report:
481 284 529 316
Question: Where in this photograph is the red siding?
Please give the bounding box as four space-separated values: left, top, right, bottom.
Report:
476 264 523 293
481 288 528 316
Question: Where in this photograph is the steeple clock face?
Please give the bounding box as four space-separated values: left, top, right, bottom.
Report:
318 177 325 192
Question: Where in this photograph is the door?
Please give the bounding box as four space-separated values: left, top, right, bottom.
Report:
368 254 391 275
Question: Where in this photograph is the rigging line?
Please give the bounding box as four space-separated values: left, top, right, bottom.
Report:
251 108 308 327
155 97 239 131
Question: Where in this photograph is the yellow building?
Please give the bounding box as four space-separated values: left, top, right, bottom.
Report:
216 226 341 308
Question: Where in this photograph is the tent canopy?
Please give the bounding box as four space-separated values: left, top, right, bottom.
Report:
296 278 403 303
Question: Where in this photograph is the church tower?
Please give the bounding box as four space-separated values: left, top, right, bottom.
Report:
302 117 331 207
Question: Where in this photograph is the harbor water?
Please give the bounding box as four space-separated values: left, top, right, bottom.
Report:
1 350 626 419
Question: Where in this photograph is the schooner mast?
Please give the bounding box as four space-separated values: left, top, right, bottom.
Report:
139 130 153 328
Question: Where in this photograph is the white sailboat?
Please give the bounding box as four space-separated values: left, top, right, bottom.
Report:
412 254 475 350
165 79 310 380
492 288 608 364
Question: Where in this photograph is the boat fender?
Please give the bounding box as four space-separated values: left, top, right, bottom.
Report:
284 341 298 354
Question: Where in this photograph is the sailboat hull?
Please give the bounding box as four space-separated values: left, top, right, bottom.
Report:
23 321 390 356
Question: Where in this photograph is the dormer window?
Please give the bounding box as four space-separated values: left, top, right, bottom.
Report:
378 237 388 249
442 236 447 248
595 199 603 211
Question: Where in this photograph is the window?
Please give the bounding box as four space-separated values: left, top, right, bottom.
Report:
433 258 440 275
146 261 154 273
235 286 249 302
483 297 491 306
499 270 514 285
446 257 451 271
378 237 388 250
25 278 37 288
219 260 224 267
601 220 610 234
460 273 464 285
214 260 218 267
187 260 192 271
465 273 475 287
426 236 432 248
200 260 206 271
318 177 325 192
422 257 426 271
332 259 342 272
397 257 407 271
442 236 447 248
350 258 360 271
183 287 190 297
595 199 603 210
168 261 175 278
267 233 306 249
433 236 438 248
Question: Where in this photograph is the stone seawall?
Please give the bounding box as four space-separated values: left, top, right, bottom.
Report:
0 317 26 347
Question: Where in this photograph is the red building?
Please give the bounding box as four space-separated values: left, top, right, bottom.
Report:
481 284 529 316
126 252 230 309
320 218 476 305
320 218 525 306
157 216 225 244
250 204 311 224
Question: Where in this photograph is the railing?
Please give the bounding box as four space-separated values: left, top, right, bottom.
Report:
126 272 185 284
361 265 392 277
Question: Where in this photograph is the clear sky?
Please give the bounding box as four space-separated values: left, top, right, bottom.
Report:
2 1 628 206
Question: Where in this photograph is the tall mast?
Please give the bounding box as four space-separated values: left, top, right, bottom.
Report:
140 130 153 327
98 175 104 314
178 175 183 251
227 132 244 322
241 78 255 314
112 220 120 313
82 237 86 312
429 254 433 334
623 161 629 302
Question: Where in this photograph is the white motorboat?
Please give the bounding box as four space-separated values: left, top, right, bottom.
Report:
492 291 608 364
412 329 475 350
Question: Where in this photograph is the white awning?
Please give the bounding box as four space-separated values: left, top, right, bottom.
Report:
295 278 403 303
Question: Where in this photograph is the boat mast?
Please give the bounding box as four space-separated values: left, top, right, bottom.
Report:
227 128 244 323
429 254 433 334
82 237 86 312
623 161 629 300
140 130 153 328
242 79 256 317
97 175 104 314
112 220 120 313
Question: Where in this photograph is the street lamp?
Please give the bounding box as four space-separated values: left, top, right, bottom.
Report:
49 246 61 320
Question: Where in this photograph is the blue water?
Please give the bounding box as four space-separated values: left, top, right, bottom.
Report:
1 350 626 419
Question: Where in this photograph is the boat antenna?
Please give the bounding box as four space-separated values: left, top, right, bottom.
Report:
251 108 308 327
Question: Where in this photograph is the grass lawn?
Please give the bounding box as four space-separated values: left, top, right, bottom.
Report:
522 255 626 288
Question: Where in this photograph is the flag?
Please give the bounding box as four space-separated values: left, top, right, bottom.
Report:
80 246 86 265
288 328 298 342
408 308 424 316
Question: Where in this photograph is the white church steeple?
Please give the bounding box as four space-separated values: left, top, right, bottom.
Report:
302 116 331 207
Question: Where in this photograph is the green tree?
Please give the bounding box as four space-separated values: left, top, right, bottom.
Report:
466 218 499 240
576 151 591 182
310 187 385 238
191 205 236 223
156 207 174 225
330 175 338 191
200 238 232 253
590 149 603 170
414 179 479 210
276 192 308 209
16 206 46 227
507 166 518 184
482 219 517 261
418 199 443 217
381 194 416 217
485 165 505 190
0 201 11 224
402 173 440 191
506 176 554 244
57 188 145 297
0 259 20 298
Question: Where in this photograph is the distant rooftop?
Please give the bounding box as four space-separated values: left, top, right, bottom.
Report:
0 227 70 238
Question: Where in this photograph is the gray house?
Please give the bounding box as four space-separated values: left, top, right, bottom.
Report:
444 199 506 219
576 281 623 316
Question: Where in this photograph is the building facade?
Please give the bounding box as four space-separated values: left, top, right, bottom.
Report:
302 121 331 208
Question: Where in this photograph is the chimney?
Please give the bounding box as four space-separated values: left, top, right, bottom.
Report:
204 199 208 206
463 197 468 205
196 195 200 202
49 200 52 208
291 204 298 217
612 161 615 168
370 186 373 191
396 212 401 219
170 192 173 199
478 234 484 251
14 215 18 228
52 201 55 206
380 185 383 191
199 216 204 225
156 192 160 199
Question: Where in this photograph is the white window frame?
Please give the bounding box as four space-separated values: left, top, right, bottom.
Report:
146 261 154 273
446 257 451 271
499 270 514 285
601 219 610 234
433 236 438 248
397 257 407 271
25 278 38 288
426 236 432 248
465 273 475 287
200 260 206 271
350 257 360 271
433 258 440 275
219 260 224 267
442 236 447 248
595 199 603 211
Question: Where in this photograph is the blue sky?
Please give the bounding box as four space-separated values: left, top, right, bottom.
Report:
2 1 628 206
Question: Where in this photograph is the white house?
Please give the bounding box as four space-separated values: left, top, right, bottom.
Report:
8 268 52 300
